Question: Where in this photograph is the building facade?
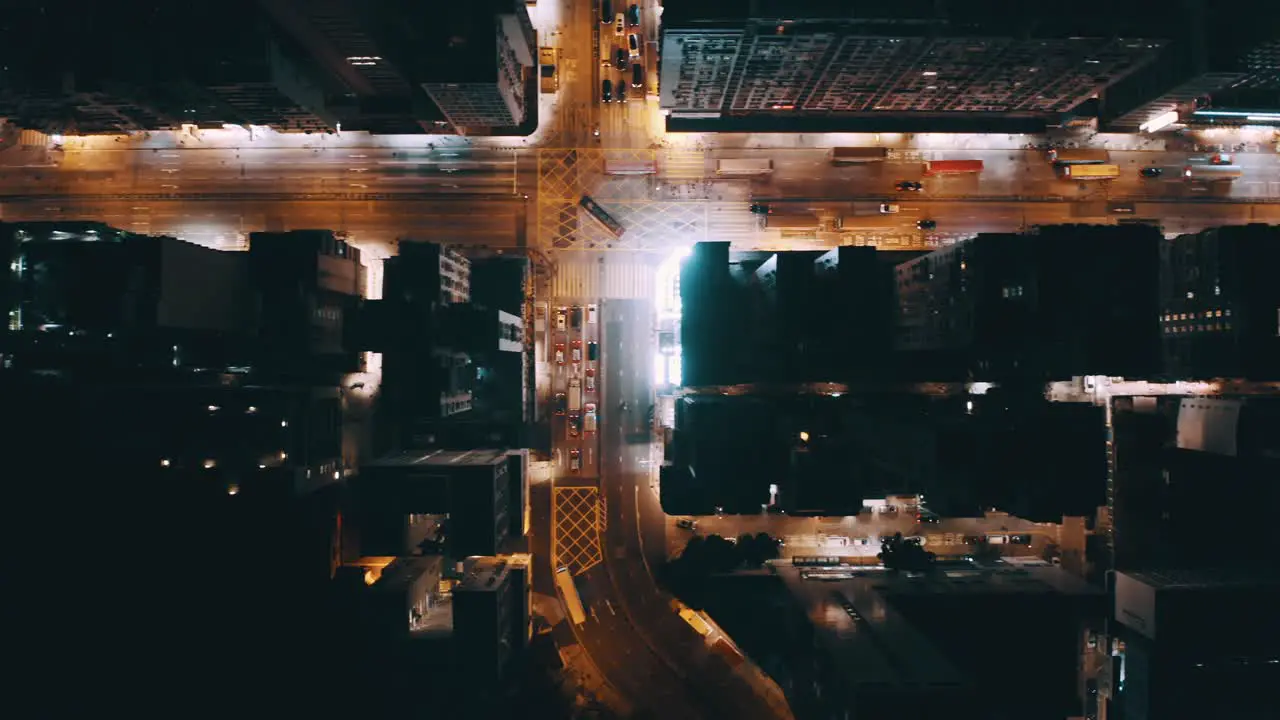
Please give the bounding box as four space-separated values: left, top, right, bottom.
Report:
660 1 1165 131
248 229 367 374
893 226 1161 381
357 449 519 558
421 3 535 134
1159 224 1280 380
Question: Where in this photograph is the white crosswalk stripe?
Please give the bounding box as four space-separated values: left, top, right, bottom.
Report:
550 261 655 300
706 201 765 243
660 149 709 180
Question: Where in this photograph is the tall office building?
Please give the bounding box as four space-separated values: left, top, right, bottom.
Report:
0 1 340 133
257 0 449 133
659 0 1166 132
1098 0 1280 130
420 2 537 135
1159 224 1280 380
893 226 1161 381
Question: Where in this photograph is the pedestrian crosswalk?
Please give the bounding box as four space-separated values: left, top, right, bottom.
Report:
660 149 710 180
705 201 764 242
550 259 655 300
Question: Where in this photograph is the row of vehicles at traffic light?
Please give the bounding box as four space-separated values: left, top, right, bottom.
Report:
599 3 644 103
552 306 601 471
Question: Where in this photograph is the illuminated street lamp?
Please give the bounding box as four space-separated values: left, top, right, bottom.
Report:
799 431 810 443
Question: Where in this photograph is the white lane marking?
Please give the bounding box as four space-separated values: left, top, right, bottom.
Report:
605 599 616 615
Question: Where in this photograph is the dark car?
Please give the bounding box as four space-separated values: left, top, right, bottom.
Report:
632 63 644 88
555 393 567 415
568 416 582 437
627 3 640 26
749 203 771 215
1140 166 1163 178
599 0 611 24
628 34 640 57
588 341 599 362
917 219 937 230
895 181 924 191
601 79 612 102
615 48 627 70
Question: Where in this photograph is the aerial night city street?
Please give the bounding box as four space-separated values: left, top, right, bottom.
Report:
5 1 1280 719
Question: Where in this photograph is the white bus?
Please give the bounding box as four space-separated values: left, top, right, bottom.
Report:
716 158 774 176
555 566 587 625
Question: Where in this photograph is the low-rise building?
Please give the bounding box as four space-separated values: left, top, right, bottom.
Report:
773 559 1106 720
357 449 522 557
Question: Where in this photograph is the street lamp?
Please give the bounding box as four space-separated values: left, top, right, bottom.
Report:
799 431 810 443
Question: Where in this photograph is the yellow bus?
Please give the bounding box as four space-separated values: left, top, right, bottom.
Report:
555 566 587 625
1059 164 1119 180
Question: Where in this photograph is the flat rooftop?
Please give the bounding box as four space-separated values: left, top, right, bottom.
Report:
457 553 530 592
371 556 445 596
773 559 1103 691
365 448 509 468
1122 567 1280 591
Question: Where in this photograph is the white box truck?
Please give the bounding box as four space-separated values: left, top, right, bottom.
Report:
568 378 582 413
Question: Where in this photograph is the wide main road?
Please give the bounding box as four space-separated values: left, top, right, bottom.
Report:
599 299 788 720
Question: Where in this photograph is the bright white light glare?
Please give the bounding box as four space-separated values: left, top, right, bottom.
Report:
968 382 994 395
966 400 974 413
1195 110 1280 119
668 354 682 387
333 470 342 480
50 134 64 144
227 484 240 496
654 353 667 385
1139 110 1179 133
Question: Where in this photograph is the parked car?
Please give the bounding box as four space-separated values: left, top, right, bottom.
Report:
632 63 644 88
570 449 581 472
568 416 582 437
554 342 565 364
615 47 627 70
587 341 599 362
615 12 624 34
676 518 696 530
917 219 937 230
571 340 583 363
1140 166 1163 178
895 181 923 191
601 79 612 103
555 393 567 415
587 304 598 324
628 34 640 58
627 3 640 26
749 203 771 215
879 203 900 214
555 309 566 330
585 368 596 392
